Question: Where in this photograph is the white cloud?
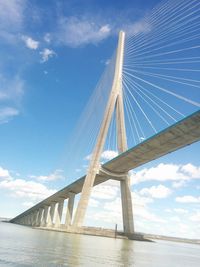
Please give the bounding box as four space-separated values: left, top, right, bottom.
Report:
176 195 200 204
40 48 56 62
85 150 118 162
23 201 34 208
22 35 39 50
181 163 200 179
0 179 56 201
131 163 200 185
87 209 121 225
174 208 188 214
165 208 172 213
139 185 172 199
32 169 64 182
102 192 157 224
104 197 122 212
135 207 166 223
124 20 151 36
0 166 11 180
91 183 119 200
101 150 118 161
131 192 165 223
44 33 51 43
0 107 19 123
169 216 181 222
0 75 25 101
56 16 111 47
85 154 91 161
178 223 189 234
0 75 25 123
0 0 25 42
88 198 99 208
132 191 153 206
172 180 187 188
190 212 200 222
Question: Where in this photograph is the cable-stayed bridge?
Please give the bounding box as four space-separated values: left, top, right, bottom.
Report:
11 0 200 239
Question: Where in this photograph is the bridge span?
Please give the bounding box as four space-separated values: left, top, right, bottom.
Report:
10 109 200 237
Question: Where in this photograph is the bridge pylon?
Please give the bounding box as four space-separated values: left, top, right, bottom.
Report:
72 31 134 236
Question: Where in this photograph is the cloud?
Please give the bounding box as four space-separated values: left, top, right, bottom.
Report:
190 212 200 222
172 180 187 188
56 16 111 47
131 163 200 185
0 166 11 180
132 191 153 206
0 75 25 101
85 150 118 162
139 184 172 199
44 33 51 43
88 198 99 208
40 48 56 62
103 193 164 224
123 20 151 36
174 208 188 214
0 75 25 123
22 35 39 49
175 195 200 204
101 150 118 161
31 169 64 182
22 201 34 208
0 107 19 123
0 179 56 201
0 0 25 43
91 183 119 200
181 163 200 179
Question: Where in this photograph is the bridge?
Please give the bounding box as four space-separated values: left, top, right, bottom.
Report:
10 0 200 239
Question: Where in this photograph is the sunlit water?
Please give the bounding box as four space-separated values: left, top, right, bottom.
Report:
0 222 199 267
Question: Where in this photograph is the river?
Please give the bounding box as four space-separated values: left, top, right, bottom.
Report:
0 222 199 267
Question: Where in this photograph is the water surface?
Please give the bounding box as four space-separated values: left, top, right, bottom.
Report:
0 222 199 267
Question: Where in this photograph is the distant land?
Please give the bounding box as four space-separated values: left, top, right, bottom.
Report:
141 233 200 245
0 217 10 222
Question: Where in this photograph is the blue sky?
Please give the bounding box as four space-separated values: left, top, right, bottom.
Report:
0 0 200 239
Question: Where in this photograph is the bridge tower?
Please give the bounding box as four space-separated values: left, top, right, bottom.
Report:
73 31 134 236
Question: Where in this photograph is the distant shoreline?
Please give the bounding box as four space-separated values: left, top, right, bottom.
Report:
1 219 199 245
141 233 200 245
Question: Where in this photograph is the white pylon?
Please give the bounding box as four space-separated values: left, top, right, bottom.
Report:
72 31 134 235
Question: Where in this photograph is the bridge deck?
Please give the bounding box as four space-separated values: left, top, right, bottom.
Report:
104 109 200 173
11 110 200 221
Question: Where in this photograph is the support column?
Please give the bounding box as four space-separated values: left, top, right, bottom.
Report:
48 202 56 227
116 78 134 235
120 178 134 234
30 213 34 226
33 210 38 226
27 214 32 226
25 216 28 225
55 199 64 228
46 206 51 226
36 208 43 226
73 31 126 228
65 193 75 227
42 205 49 226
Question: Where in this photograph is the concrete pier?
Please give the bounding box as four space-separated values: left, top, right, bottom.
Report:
49 202 56 227
55 199 64 227
65 193 75 227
